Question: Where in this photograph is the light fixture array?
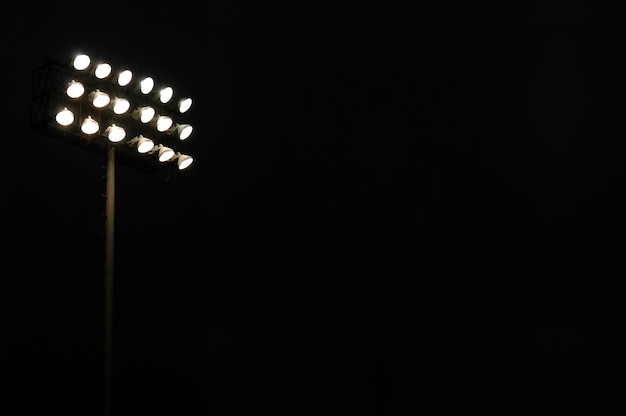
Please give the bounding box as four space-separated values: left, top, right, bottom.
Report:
45 52 195 171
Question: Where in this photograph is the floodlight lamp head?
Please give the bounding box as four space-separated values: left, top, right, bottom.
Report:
159 86 174 104
156 115 173 132
117 69 133 87
94 62 112 79
178 97 192 113
112 97 131 114
73 54 90 71
151 144 175 162
129 135 155 153
55 108 74 126
173 152 193 170
66 81 85 99
105 124 126 143
169 123 193 140
90 90 110 108
81 116 99 135
134 106 155 123
140 76 155 94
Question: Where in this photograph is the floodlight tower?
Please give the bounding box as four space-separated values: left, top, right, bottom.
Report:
31 52 197 416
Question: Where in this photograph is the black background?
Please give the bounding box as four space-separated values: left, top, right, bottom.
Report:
2 1 626 415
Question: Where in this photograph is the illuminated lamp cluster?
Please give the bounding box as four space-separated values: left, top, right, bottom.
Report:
54 53 195 170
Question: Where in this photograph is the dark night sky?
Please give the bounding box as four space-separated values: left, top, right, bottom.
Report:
2 1 626 415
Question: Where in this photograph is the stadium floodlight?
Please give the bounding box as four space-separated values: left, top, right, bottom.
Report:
151 144 175 162
173 152 193 170
140 76 155 94
159 86 173 103
91 90 111 108
128 135 155 153
156 115 173 132
95 62 112 79
169 123 193 140
117 69 133 86
81 116 99 134
66 80 85 98
112 98 131 115
105 124 126 143
55 108 74 126
32 53 196 173
31 51 198 416
73 54 90 70
178 97 193 113
136 106 156 123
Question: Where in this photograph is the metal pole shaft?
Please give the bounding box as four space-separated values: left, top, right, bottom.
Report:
104 145 115 416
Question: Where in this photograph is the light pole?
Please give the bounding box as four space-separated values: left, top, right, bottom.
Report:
104 144 115 416
31 52 196 416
